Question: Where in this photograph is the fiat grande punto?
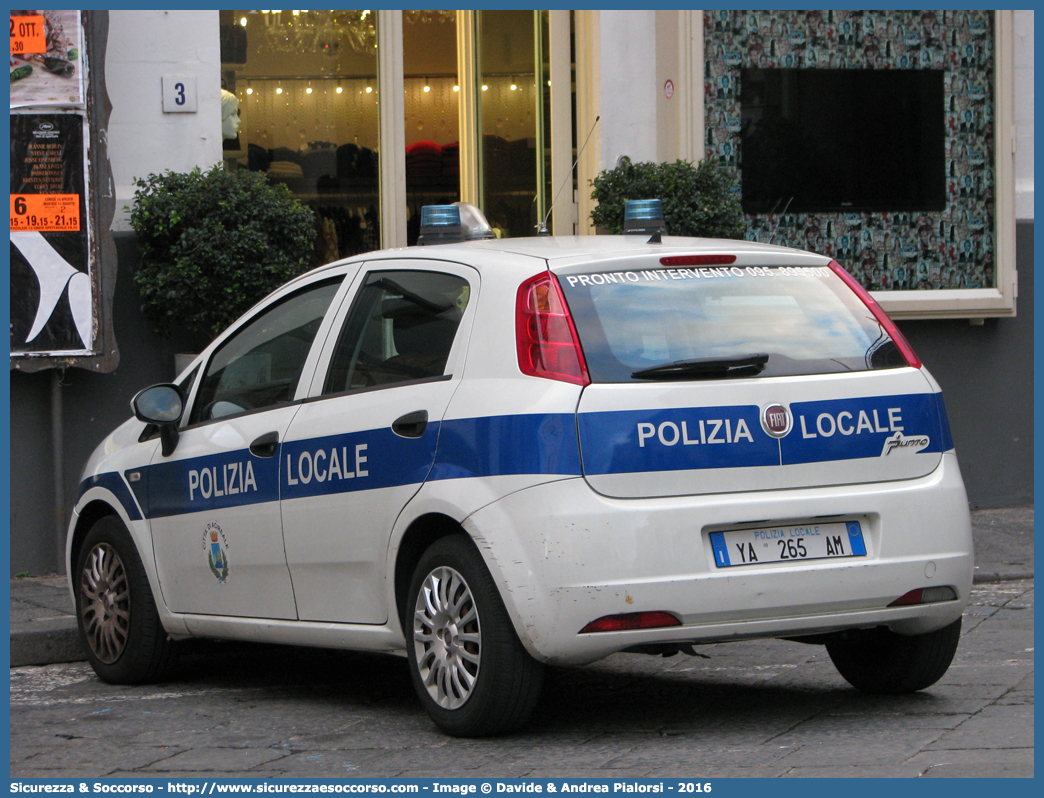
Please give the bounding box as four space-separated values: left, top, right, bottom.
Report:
69 202 973 736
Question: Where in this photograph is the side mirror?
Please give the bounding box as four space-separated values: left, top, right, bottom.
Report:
131 384 185 457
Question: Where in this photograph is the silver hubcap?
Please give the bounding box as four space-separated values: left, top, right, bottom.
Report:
80 543 130 664
412 566 481 709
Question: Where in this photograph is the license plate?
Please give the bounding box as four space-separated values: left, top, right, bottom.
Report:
709 521 866 568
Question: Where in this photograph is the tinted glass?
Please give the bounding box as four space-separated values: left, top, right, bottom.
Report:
559 264 904 383
323 270 470 394
190 278 341 423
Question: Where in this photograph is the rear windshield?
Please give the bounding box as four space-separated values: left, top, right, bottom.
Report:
558 264 905 382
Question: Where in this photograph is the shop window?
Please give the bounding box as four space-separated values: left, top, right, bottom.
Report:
403 11 461 245
219 10 570 255
478 10 550 239
220 10 382 263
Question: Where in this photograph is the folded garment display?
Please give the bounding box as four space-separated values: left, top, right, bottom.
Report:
406 140 444 177
442 142 459 177
338 143 378 180
250 136 534 192
301 147 337 179
266 160 304 179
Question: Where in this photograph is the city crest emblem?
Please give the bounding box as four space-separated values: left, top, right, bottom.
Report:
202 521 230 583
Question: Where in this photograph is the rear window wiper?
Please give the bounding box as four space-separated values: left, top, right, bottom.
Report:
631 353 769 380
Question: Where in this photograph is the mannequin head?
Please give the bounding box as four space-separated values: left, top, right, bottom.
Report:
221 89 241 140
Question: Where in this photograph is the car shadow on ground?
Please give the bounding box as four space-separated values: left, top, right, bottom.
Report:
161 638 947 737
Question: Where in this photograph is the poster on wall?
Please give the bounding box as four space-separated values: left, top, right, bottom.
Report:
10 9 84 108
10 112 93 353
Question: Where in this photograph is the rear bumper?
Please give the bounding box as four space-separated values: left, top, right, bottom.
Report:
464 452 973 665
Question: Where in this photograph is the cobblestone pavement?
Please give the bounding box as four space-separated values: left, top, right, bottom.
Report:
10 581 1033 779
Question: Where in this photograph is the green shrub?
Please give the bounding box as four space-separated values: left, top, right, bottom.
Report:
130 165 316 340
590 157 746 239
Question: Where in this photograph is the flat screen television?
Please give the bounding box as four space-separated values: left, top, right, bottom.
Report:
739 68 946 214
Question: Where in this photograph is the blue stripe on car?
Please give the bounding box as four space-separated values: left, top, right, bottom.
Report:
281 425 440 501
578 404 778 475
76 472 144 521
781 393 950 464
429 413 582 481
79 396 950 520
578 393 951 475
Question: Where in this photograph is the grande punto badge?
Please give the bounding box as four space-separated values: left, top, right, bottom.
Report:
762 404 792 438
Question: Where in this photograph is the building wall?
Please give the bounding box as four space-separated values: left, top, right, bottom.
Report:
107 10 222 231
1013 9 1034 221
597 10 658 166
898 221 1033 507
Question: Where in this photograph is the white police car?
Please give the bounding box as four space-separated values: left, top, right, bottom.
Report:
69 201 973 737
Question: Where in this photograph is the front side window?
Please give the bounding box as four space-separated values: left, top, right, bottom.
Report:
190 278 341 423
323 270 470 394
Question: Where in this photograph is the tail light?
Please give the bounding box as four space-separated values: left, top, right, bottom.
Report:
580 611 681 634
516 272 590 386
660 254 737 267
828 260 921 369
888 586 959 607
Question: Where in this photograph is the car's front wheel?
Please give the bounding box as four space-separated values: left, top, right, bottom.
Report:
75 515 175 684
826 618 962 694
405 535 544 736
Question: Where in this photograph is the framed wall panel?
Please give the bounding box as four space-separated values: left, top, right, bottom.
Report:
702 9 1016 319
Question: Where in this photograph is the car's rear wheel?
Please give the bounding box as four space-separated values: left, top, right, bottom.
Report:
405 535 544 736
826 618 962 694
75 515 175 684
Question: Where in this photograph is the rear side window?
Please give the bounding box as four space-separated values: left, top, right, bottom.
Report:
323 270 470 395
558 264 905 382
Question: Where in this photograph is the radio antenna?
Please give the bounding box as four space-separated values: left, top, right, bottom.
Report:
536 115 600 236
755 197 780 241
767 196 794 245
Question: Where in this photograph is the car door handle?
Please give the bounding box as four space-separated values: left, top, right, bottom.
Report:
392 410 428 439
249 431 279 458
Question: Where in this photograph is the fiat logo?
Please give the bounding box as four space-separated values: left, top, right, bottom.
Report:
763 404 791 438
